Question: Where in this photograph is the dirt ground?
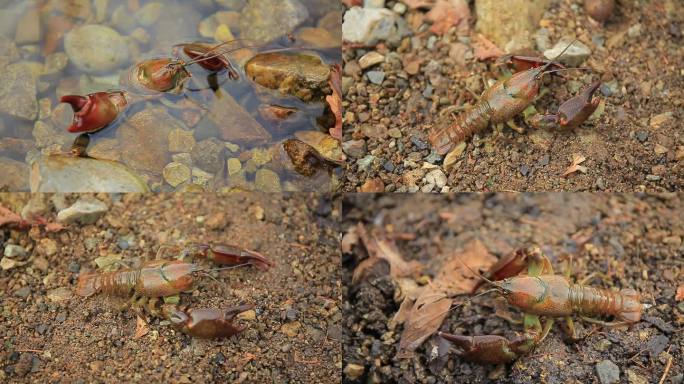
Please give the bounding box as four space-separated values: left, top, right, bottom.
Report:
342 193 683 383
342 0 684 192
0 193 341 383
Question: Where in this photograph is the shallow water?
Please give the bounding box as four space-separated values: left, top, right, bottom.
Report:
0 0 343 192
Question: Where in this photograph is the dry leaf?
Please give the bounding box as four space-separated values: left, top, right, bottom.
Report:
353 223 422 282
472 34 504 60
396 239 496 358
0 204 24 228
426 0 470 35
676 284 684 301
134 316 149 339
327 64 343 140
563 154 588 177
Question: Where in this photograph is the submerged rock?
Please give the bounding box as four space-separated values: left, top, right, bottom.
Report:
0 157 30 191
64 25 130 74
57 196 109 224
30 155 149 193
294 131 346 165
245 52 331 102
239 0 308 43
205 94 272 146
117 108 180 174
0 63 38 121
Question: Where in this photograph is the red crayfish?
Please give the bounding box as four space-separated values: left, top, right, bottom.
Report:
438 246 644 364
429 42 601 155
76 243 272 339
59 40 254 152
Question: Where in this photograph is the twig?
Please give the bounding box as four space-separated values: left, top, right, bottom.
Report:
658 347 673 384
15 348 44 353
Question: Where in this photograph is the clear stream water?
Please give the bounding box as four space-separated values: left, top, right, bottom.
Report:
0 0 342 192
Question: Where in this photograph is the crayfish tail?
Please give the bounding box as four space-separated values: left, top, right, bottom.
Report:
75 273 99 297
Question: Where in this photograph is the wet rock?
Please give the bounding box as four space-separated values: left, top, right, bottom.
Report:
246 52 331 102
0 157 30 191
30 155 149 193
0 36 19 68
135 2 163 26
227 158 242 176
0 63 38 121
283 139 326 177
255 169 282 192
163 162 192 187
4 244 27 259
191 139 225 174
476 0 550 51
64 25 129 74
204 95 271 146
57 196 108 224
168 129 196 153
239 0 308 43
118 108 179 173
342 7 407 46
544 38 592 67
88 139 120 162
14 6 41 44
596 359 620 384
294 131 346 165
295 27 339 48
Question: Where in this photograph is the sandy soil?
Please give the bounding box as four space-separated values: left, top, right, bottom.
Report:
342 0 684 192
342 193 683 383
0 193 341 383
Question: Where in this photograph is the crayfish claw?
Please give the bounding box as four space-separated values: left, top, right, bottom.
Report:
166 307 254 339
206 244 274 271
438 332 535 364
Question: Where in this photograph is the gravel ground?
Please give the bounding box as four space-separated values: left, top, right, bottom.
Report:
0 193 341 383
342 193 683 383
342 0 684 192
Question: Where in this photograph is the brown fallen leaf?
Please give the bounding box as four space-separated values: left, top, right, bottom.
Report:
676 284 684 301
426 0 470 36
563 154 588 177
134 316 149 339
327 64 343 140
352 223 423 284
472 34 504 61
396 239 497 358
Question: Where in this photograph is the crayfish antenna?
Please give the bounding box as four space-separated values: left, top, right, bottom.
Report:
454 255 510 293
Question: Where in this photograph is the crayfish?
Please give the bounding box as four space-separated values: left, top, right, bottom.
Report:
429 42 602 155
59 40 253 154
76 243 272 339
438 246 644 364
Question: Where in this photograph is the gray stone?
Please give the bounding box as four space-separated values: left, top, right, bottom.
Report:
57 197 109 225
118 108 179 173
342 7 407 46
0 63 37 121
30 155 149 193
342 140 367 158
4 245 27 259
596 360 620 384
191 139 225 174
425 169 447 189
367 70 385 84
240 0 308 43
64 25 130 74
544 38 592 67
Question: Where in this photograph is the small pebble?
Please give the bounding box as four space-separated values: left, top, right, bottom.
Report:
67 261 80 273
635 131 649 142
596 359 620 384
14 286 31 298
366 70 385 84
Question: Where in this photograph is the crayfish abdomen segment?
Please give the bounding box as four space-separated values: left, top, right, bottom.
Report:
569 285 642 322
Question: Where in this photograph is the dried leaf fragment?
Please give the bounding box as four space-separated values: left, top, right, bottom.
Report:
326 64 343 140
676 284 684 301
134 316 149 339
563 154 588 177
473 34 504 61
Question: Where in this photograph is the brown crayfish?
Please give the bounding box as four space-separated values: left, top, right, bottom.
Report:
438 246 644 364
429 42 602 155
76 243 272 339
